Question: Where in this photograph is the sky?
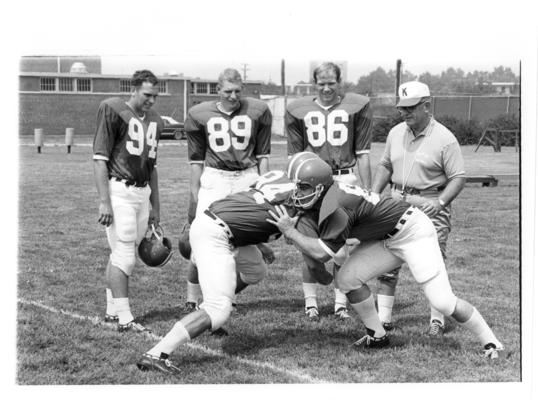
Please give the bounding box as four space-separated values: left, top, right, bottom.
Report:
3 0 538 398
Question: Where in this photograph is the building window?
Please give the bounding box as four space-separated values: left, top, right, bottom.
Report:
59 78 73 92
196 83 208 94
209 83 218 94
77 78 91 92
119 79 131 93
157 80 167 93
190 82 195 94
40 77 56 91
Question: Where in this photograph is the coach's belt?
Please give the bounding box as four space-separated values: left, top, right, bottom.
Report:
391 183 445 196
333 168 353 176
204 209 234 240
111 177 149 188
384 207 416 240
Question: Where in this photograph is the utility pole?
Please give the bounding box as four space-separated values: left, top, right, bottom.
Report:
281 59 287 109
240 63 250 81
395 59 402 98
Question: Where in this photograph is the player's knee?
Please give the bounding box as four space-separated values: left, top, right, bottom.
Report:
200 297 233 330
422 275 457 316
110 241 136 276
336 270 366 294
239 262 267 285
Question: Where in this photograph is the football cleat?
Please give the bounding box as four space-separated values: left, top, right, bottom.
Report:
352 328 389 349
137 353 181 374
104 314 119 326
428 319 445 337
483 343 505 360
118 320 151 333
382 321 395 331
138 224 173 268
334 307 351 319
184 301 199 313
305 306 320 320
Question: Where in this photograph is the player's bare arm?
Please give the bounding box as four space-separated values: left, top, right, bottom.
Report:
421 176 466 218
148 168 160 227
93 159 113 227
371 163 393 195
356 153 372 190
257 156 269 176
188 163 204 223
267 205 331 263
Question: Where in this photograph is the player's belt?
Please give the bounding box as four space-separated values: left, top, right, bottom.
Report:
111 177 149 188
384 207 417 239
333 168 353 176
391 183 445 195
204 209 234 240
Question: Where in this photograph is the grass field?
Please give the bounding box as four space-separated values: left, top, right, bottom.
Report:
16 138 521 387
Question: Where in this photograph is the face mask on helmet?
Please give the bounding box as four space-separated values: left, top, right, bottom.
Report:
138 224 173 268
287 152 334 209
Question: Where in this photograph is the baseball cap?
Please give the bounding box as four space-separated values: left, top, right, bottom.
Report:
396 81 430 107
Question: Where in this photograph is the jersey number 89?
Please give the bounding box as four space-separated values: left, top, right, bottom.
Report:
207 115 252 152
304 110 349 147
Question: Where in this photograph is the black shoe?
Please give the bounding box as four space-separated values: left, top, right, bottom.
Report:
352 328 389 349
104 314 119 326
382 321 395 331
137 353 180 374
118 320 151 333
483 343 505 359
184 301 199 313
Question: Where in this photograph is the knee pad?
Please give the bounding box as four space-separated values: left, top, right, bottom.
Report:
200 297 233 330
110 241 136 276
239 261 267 285
421 273 457 316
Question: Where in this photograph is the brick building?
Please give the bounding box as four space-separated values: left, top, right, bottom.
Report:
19 56 262 136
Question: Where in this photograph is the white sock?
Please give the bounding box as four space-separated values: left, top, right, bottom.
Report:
187 282 202 304
106 288 116 316
115 297 134 325
147 322 191 357
460 307 502 348
334 288 347 311
430 307 445 326
377 294 395 323
303 283 318 309
350 294 386 338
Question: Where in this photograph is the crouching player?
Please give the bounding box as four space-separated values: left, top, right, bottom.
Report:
136 171 330 373
268 152 504 359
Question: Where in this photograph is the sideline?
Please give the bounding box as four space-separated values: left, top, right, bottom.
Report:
17 297 329 384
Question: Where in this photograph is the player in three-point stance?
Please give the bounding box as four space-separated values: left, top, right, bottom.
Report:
136 171 318 373
268 152 504 359
93 70 164 333
183 68 273 318
286 62 373 320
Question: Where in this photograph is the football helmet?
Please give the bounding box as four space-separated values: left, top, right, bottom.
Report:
178 221 191 260
287 152 333 208
138 224 173 267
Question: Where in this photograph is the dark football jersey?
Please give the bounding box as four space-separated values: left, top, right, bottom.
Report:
209 170 296 246
186 98 272 171
286 93 372 170
93 97 164 184
298 182 410 254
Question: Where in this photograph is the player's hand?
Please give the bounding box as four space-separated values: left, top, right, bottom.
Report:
420 199 444 218
98 200 113 227
267 205 299 237
257 243 275 264
148 208 160 227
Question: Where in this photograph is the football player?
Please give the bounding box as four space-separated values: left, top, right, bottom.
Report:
183 68 273 313
93 70 164 333
136 171 331 373
285 62 373 320
268 153 504 359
